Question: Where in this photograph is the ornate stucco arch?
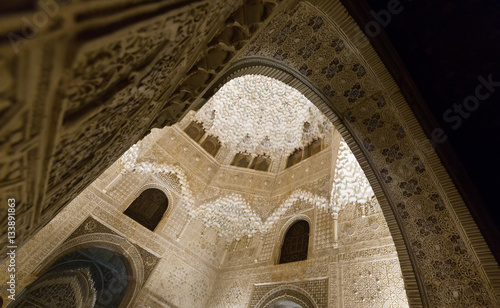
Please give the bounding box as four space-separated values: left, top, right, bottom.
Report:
196 58 424 305
183 1 500 305
33 232 145 308
255 284 319 308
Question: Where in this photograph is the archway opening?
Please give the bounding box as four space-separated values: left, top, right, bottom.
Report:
271 300 304 308
192 71 411 306
9 247 128 308
97 71 413 306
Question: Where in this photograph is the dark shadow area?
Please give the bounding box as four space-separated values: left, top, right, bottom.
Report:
8 247 128 308
342 0 500 263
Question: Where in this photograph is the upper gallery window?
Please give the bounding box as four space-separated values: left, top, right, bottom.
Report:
279 220 310 264
124 188 168 231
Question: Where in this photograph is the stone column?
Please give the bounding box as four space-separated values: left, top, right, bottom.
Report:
103 169 126 193
176 215 192 241
219 243 230 268
332 212 338 248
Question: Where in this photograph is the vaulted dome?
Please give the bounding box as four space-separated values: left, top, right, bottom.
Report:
194 75 332 159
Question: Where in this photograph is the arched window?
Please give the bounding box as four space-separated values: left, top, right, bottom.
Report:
304 138 322 158
250 155 271 172
286 148 303 168
184 121 205 142
124 188 168 231
279 220 310 264
201 135 221 157
231 152 252 168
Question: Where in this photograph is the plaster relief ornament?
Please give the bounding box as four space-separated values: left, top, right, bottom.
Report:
194 74 332 159
193 189 329 240
330 139 375 212
195 193 262 240
118 75 376 241
119 140 196 211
